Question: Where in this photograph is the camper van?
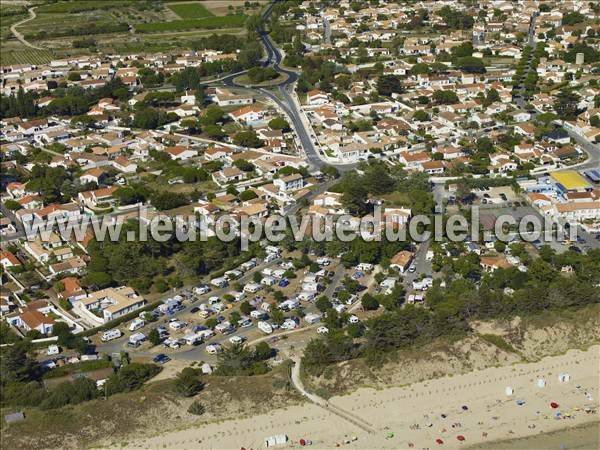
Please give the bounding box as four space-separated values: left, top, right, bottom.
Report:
194 284 210 295
261 276 277 286
250 310 268 320
297 291 317 301
261 267 274 277
197 329 215 340
205 343 222 355
279 299 299 311
304 313 322 324
265 245 280 255
240 259 257 271
243 282 262 293
356 263 374 272
258 321 273 334
182 333 202 346
128 332 146 347
271 268 286 279
101 329 122 342
224 269 242 280
210 277 228 288
129 318 145 332
237 316 252 328
232 291 245 302
215 321 234 334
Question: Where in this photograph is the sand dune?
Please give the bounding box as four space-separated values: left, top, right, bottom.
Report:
123 346 599 449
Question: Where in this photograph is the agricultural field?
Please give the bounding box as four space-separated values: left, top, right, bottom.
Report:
35 0 140 14
0 48 55 65
0 0 263 63
167 2 214 19
135 15 247 33
197 0 266 16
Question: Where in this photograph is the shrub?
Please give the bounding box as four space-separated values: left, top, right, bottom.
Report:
188 400 206 415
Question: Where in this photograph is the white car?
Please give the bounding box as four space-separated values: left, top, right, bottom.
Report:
316 326 329 334
348 315 360 324
229 335 244 345
206 343 223 355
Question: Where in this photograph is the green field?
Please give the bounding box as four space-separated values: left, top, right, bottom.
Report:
36 0 139 14
135 14 247 33
168 2 214 19
1 49 55 65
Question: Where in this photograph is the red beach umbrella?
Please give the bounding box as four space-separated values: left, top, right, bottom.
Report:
550 402 559 409
436 438 444 445
299 439 306 446
457 435 466 442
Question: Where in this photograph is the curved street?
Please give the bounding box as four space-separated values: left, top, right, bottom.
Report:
10 7 43 50
211 4 357 173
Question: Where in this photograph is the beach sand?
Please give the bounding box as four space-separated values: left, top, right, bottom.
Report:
122 346 599 449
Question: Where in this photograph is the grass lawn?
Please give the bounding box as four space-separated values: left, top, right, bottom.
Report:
233 72 288 87
168 2 214 19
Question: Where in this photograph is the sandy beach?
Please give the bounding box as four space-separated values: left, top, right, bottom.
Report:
122 346 599 449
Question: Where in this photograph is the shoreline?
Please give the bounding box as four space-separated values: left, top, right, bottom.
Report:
122 345 600 449
466 422 600 449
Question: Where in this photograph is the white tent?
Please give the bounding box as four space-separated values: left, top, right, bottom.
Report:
537 379 546 388
558 373 571 383
265 434 288 447
505 386 514 396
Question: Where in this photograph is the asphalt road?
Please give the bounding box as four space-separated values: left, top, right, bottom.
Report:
211 4 357 173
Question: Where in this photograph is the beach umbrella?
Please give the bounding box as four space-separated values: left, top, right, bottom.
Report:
299 439 306 446
457 435 466 442
436 438 444 445
550 402 559 409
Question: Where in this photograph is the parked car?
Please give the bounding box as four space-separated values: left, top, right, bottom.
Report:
316 326 329 334
153 354 171 364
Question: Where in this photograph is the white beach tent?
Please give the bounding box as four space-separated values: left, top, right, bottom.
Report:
558 373 571 383
505 386 514 396
537 379 546 388
265 434 288 447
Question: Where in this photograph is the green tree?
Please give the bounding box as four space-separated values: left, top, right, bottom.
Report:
361 293 380 310
315 296 332 313
174 367 203 397
4 199 22 211
268 117 290 131
554 90 580 120
376 75 403 96
233 130 262 148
